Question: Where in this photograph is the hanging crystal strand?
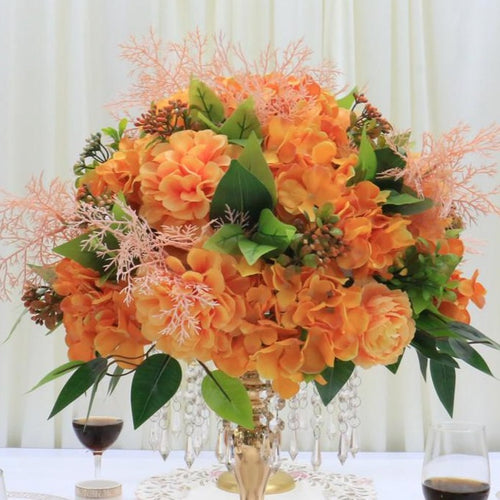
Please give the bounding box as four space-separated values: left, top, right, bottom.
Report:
183 362 200 468
336 379 351 465
310 389 323 471
189 363 207 457
325 396 338 443
287 393 300 461
268 391 285 473
347 367 362 457
215 418 227 463
148 403 171 460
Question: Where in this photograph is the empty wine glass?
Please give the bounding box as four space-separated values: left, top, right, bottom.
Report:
422 421 490 500
72 392 123 479
0 469 7 500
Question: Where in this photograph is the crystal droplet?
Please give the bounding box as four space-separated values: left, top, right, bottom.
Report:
159 428 170 461
289 429 298 461
311 434 321 471
350 428 359 457
338 430 349 465
184 435 195 468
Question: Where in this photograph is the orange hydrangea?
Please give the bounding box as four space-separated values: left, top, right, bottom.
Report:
52 259 148 367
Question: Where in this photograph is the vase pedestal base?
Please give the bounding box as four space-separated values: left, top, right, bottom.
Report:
216 470 295 495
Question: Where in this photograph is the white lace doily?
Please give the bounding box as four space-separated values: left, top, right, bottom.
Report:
136 463 376 499
8 493 69 500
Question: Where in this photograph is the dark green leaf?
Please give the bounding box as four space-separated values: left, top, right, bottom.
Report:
189 79 225 126
448 321 500 350
49 358 108 418
209 160 274 226
131 353 182 429
53 233 104 272
203 224 245 255
429 359 456 417
411 333 459 368
448 339 493 376
416 351 428 381
385 352 404 374
384 197 433 215
201 370 253 428
314 360 355 406
29 360 84 393
237 133 276 203
416 313 461 340
238 238 277 265
107 365 124 395
220 98 262 140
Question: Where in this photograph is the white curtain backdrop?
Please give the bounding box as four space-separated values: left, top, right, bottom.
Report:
1 0 499 454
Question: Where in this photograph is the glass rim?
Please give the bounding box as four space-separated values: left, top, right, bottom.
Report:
432 420 486 433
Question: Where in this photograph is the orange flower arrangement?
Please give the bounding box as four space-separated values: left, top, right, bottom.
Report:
1 32 499 428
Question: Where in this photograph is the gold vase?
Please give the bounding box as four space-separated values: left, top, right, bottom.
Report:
217 371 295 499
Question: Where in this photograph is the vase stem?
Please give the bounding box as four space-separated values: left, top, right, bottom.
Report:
233 444 272 500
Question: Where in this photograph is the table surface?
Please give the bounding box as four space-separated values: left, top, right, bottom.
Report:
0 447 499 499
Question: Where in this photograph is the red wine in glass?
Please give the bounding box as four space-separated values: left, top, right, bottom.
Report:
422 477 490 499
72 416 123 477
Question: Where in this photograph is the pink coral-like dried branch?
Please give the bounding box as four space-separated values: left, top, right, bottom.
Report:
384 124 500 224
0 177 79 300
109 30 341 124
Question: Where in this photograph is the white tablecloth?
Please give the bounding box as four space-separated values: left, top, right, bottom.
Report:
0 448 499 499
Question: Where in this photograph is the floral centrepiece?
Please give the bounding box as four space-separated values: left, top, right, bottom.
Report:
1 32 499 428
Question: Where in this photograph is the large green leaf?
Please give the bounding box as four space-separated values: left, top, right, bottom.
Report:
385 352 404 374
29 360 84 393
416 351 428 381
411 332 459 368
220 98 262 140
204 224 245 254
49 357 108 418
107 365 124 396
131 353 182 429
201 370 253 428
314 360 355 406
429 359 456 417
354 126 377 181
447 339 493 376
253 208 297 254
209 160 274 225
238 238 277 265
189 79 225 126
237 133 276 204
53 233 104 272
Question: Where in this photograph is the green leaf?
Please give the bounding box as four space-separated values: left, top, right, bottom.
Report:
385 191 427 205
355 126 377 181
49 357 108 418
238 238 277 265
107 365 124 396
204 224 245 254
447 339 494 376
416 351 428 381
336 87 358 109
416 313 461 340
385 352 404 374
29 360 84 393
28 264 58 284
201 370 253 428
237 132 276 204
220 98 262 140
189 79 225 126
118 118 128 137
130 353 182 429
314 360 355 406
448 321 500 350
384 197 433 215
209 160 274 226
253 208 297 254
411 333 459 368
53 233 104 272
429 359 456 417
3 308 29 344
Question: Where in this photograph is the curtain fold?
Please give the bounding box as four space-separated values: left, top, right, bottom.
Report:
1 0 499 452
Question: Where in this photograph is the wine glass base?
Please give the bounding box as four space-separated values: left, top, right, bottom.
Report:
75 479 122 499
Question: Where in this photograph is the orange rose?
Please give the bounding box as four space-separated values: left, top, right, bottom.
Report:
354 281 415 368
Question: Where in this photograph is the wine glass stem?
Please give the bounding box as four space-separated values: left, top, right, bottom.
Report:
94 452 102 478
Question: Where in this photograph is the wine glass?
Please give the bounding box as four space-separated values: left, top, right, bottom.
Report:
0 469 7 500
422 421 490 500
72 393 124 479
